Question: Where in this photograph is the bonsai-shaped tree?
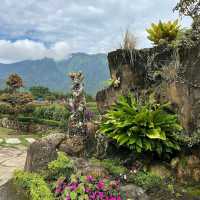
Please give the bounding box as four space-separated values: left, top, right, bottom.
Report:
0 74 33 119
6 73 23 93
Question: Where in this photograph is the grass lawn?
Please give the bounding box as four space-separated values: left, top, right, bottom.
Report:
0 127 44 147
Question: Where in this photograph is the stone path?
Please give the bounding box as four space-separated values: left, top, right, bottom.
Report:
0 147 27 186
0 137 36 145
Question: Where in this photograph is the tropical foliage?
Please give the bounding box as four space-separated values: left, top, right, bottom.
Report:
99 94 182 156
146 20 180 45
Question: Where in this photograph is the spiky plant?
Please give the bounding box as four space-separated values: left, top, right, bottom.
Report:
99 94 182 156
146 20 180 45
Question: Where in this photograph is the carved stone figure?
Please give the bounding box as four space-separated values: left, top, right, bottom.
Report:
67 71 86 136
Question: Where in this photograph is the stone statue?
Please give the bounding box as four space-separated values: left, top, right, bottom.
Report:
67 71 86 136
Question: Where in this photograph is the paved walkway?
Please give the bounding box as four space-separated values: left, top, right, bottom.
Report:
0 147 27 186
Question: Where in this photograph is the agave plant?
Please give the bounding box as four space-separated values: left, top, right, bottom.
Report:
146 20 180 45
99 94 182 156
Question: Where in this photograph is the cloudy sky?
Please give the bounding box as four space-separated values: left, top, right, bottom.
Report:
0 0 192 63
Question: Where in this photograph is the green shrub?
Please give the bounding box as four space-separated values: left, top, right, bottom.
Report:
101 159 127 176
46 152 74 181
90 158 127 176
17 116 62 127
37 119 62 127
33 104 69 122
129 171 162 190
146 20 180 45
13 170 54 200
99 93 182 156
0 103 13 114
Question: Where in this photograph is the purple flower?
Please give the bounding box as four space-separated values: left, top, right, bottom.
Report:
85 187 91 193
90 192 97 199
86 175 94 182
66 195 71 200
84 109 94 121
97 180 105 190
69 182 78 191
98 191 104 199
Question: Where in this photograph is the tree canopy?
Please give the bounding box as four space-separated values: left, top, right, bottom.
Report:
174 0 200 19
6 73 23 92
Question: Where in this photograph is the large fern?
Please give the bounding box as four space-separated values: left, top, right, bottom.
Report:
99 94 182 156
146 20 180 45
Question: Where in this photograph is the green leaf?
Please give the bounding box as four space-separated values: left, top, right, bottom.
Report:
70 191 77 200
147 128 166 140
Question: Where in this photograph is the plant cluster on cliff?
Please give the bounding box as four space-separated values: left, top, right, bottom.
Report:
99 93 182 157
121 29 137 50
146 20 181 45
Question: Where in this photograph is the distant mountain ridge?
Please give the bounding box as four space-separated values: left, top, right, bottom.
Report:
0 53 110 95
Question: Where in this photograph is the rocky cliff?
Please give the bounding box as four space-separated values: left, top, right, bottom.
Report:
96 40 200 135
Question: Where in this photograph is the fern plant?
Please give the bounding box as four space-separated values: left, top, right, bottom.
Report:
146 20 180 45
99 94 182 156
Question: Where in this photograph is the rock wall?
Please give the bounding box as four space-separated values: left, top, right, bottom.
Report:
96 41 200 134
0 117 55 133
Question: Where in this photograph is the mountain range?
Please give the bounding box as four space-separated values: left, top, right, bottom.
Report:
0 53 110 95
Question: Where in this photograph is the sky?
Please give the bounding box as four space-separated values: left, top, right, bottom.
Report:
0 0 192 63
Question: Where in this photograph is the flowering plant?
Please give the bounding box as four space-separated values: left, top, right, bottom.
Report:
54 175 126 200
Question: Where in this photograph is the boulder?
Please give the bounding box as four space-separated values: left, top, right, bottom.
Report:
96 41 200 135
58 122 99 157
176 154 200 183
58 135 85 157
121 184 149 200
24 133 65 172
0 180 28 200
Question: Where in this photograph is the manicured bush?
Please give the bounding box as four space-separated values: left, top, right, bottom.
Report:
6 73 23 92
99 93 182 156
17 116 62 127
33 104 70 122
146 20 180 45
0 103 13 114
13 170 54 200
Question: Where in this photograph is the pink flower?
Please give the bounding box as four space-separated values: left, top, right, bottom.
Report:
85 187 91 193
97 180 105 190
98 192 104 199
86 175 94 182
65 195 70 200
69 182 78 191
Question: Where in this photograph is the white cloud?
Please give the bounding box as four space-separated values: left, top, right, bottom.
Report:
0 0 193 63
0 40 72 63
